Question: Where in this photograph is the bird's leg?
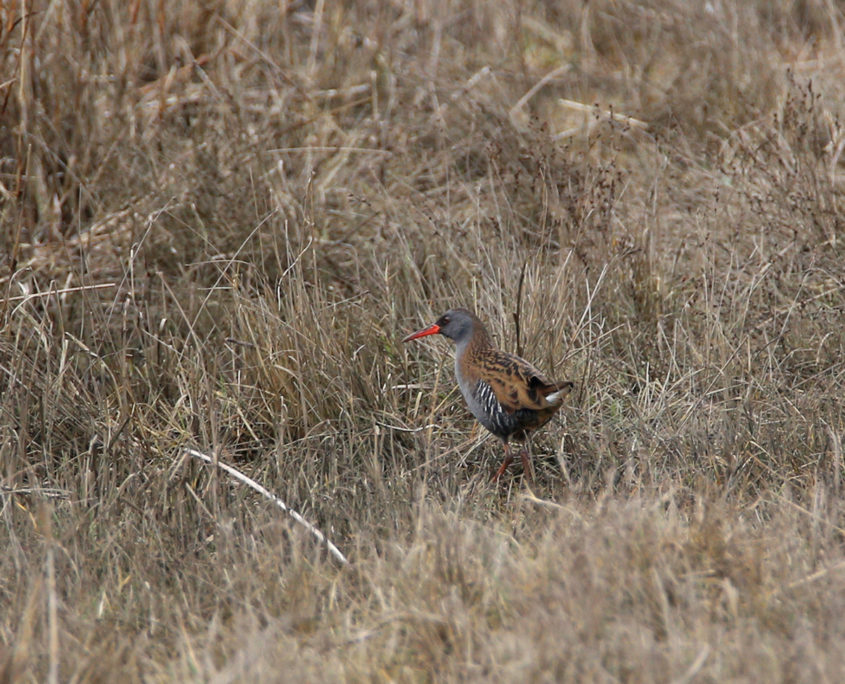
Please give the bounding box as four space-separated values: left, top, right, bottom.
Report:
491 442 514 482
519 445 535 488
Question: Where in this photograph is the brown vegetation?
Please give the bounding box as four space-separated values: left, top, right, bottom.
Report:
2 0 844 680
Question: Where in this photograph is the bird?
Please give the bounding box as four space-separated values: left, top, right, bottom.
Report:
403 308 573 483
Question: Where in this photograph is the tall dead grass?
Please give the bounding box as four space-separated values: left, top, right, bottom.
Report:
2 0 844 680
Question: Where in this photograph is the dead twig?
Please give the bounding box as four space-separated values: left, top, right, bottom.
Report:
184 448 349 566
513 261 527 358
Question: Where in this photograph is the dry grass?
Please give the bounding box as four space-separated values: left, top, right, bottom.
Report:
2 0 845 680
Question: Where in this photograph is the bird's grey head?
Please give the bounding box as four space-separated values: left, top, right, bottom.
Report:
433 308 476 344
402 307 480 347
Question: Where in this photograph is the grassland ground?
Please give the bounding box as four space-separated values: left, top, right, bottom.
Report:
2 1 845 680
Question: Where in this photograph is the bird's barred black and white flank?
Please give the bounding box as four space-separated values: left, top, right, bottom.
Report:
472 380 512 439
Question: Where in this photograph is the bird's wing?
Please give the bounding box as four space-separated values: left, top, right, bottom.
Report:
477 350 571 413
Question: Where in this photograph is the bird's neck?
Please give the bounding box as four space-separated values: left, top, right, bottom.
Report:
455 322 493 361
454 323 494 395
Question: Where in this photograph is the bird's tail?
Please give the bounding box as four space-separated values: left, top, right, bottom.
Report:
544 380 574 404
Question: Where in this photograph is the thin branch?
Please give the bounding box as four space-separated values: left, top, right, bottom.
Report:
3 282 116 304
184 448 349 566
513 261 527 358
554 98 648 140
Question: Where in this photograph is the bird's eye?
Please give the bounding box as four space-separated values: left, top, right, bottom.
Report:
442 316 450 324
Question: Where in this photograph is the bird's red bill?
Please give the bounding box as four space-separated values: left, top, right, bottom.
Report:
402 323 440 343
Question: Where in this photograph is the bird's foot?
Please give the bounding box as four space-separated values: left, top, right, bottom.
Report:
490 452 513 483
519 448 536 489
490 447 535 487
